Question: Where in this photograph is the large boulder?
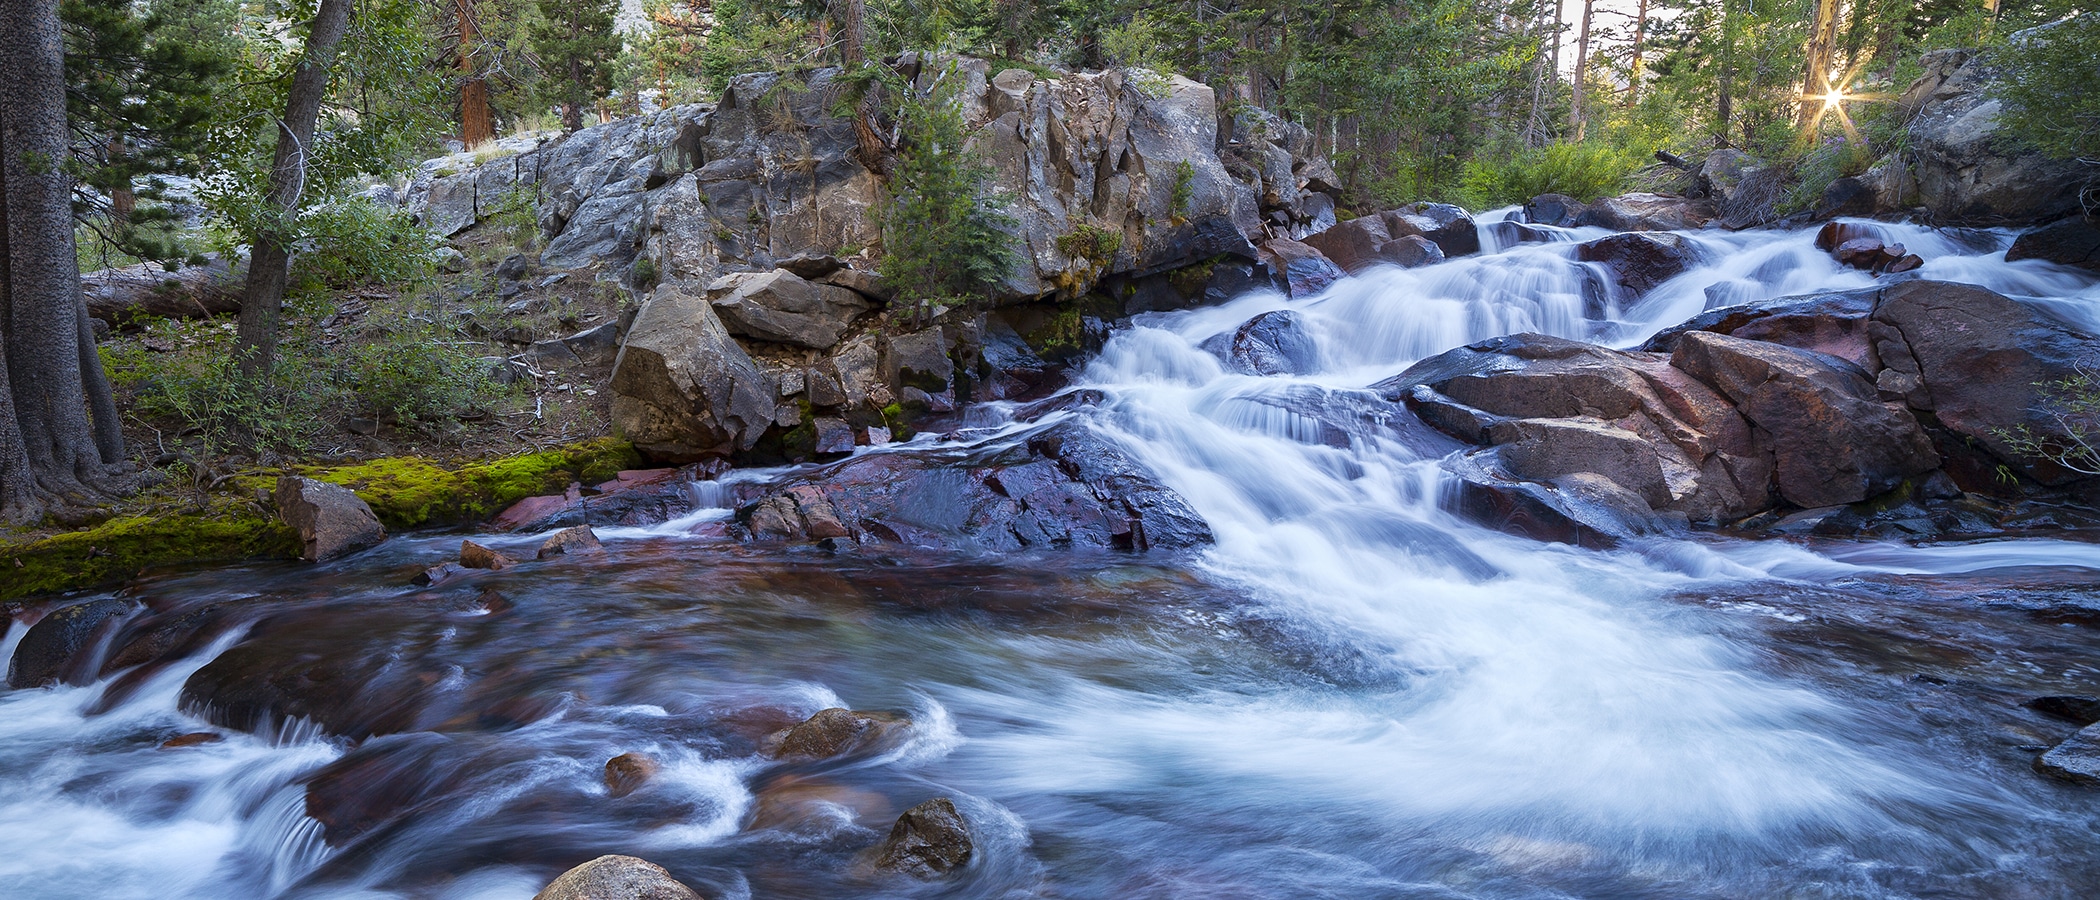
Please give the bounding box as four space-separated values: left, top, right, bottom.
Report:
7 599 138 689
532 855 703 900
736 421 1211 552
1900 45 2092 225
611 281 779 461
1643 288 1881 369
1575 232 1699 300
1202 310 1320 376
1522 193 1587 228
706 268 871 350
275 476 386 562
1257 239 1344 298
1670 331 1938 508
2006 216 2100 272
1870 280 2100 485
1380 202 1479 257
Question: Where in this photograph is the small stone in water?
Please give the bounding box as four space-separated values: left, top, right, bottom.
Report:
2027 696 2100 726
604 752 658 798
537 525 605 560
159 732 222 750
875 797 974 878
530 854 701 900
768 707 907 761
459 540 517 571
2036 723 2100 785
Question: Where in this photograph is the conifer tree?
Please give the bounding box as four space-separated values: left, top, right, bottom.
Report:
530 0 620 131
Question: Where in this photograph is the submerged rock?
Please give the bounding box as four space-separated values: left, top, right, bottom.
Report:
1203 309 1320 376
538 525 606 559
875 798 974 878
276 476 387 562
2037 723 2100 785
532 855 703 900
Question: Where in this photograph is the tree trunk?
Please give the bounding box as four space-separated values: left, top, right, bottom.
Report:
0 134 42 522
1570 0 1595 140
1 0 122 504
458 0 492 148
1798 0 1841 130
1628 0 1649 104
832 0 888 178
1718 0 1736 143
562 57 584 131
236 0 354 376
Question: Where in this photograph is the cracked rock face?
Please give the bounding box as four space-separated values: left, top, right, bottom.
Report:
610 281 779 461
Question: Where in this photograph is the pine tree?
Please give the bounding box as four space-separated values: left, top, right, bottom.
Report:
529 0 619 132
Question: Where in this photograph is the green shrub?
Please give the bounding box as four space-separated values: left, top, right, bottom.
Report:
1169 160 1196 220
1455 142 1644 210
1776 137 1876 215
289 198 439 299
877 62 1019 323
1995 13 2100 164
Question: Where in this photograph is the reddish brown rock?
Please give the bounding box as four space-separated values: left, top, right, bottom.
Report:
458 540 517 571
1670 330 1937 508
1257 239 1344 298
159 732 222 750
603 752 658 798
1575 232 1699 299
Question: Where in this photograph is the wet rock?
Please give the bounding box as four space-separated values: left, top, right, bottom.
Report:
1522 193 1586 227
747 773 893 832
611 281 778 460
768 707 908 760
537 525 606 559
159 732 222 750
1301 216 1448 272
1670 330 1936 508
1203 310 1319 376
2006 216 2100 273
1871 280 2100 485
1576 232 1698 300
707 268 871 350
413 562 470 586
7 598 139 689
459 540 517 571
2037 723 2100 785
1484 221 1553 247
1575 193 1715 231
2027 696 2100 726
1379 202 1479 258
882 327 954 396
1257 239 1343 298
812 417 855 456
532 855 703 900
1381 333 1771 524
1299 214 1393 273
604 752 659 798
875 798 974 878
1813 221 1891 253
736 421 1212 553
1641 287 1881 368
276 476 387 562
102 603 229 675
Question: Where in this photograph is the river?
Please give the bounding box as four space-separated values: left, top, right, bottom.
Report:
6 213 2100 899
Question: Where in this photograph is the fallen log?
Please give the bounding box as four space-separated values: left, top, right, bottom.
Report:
82 253 242 325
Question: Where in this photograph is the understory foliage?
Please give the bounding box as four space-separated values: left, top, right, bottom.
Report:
1994 12 2100 167
877 65 1019 321
1997 367 2100 476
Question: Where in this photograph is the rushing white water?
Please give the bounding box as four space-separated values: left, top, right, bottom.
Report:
6 215 2100 898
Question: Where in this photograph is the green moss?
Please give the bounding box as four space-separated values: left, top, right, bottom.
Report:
299 437 639 529
1 502 297 602
1 438 638 600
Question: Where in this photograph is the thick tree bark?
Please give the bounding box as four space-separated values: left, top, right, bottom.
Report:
562 55 585 132
236 0 354 376
0 139 43 522
1 0 121 504
832 0 888 178
457 0 492 148
1628 0 1649 103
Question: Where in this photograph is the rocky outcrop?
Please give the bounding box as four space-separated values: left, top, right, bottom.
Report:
1572 193 1715 231
399 60 1336 307
875 798 974 878
1299 204 1471 272
532 855 703 900
1876 44 2092 225
275 477 387 562
1202 310 1319 376
735 420 1211 552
